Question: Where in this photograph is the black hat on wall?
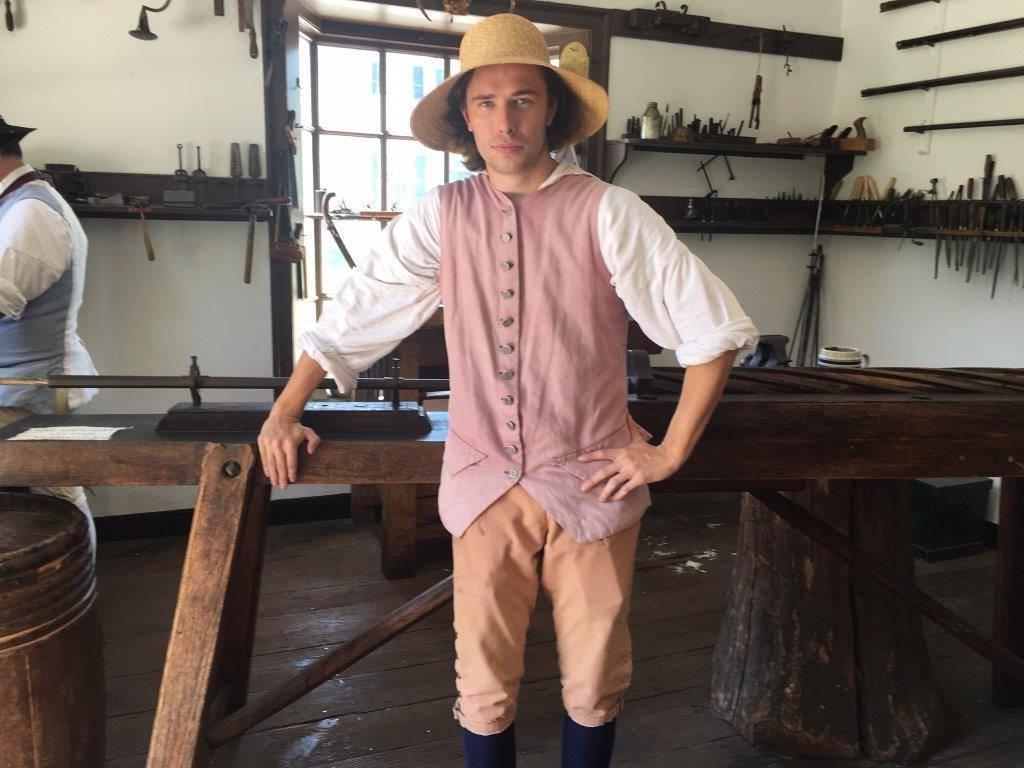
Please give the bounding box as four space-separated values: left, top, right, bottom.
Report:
0 116 35 142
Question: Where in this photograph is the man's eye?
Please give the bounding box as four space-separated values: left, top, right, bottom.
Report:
479 101 493 109
515 98 533 106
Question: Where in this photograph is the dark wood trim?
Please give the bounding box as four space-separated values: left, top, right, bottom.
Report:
263 0 299 377
881 0 941 12
318 18 462 52
897 17 1024 50
863 65 1024 97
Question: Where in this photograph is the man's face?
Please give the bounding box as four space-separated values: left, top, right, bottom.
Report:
460 64 558 176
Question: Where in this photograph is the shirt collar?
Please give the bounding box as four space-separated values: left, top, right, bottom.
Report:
538 160 591 190
0 164 36 195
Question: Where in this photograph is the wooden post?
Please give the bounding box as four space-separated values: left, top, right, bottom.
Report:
210 477 271 716
995 477 1024 706
145 444 258 768
381 483 418 579
712 480 953 762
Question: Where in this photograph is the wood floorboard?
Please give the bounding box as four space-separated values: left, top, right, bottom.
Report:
98 495 1024 767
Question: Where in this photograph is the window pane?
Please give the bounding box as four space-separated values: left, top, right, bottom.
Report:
447 153 475 184
386 52 445 137
320 219 382 298
299 36 313 128
387 139 444 211
320 135 381 211
317 46 380 133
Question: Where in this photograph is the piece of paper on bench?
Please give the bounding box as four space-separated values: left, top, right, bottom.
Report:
8 426 134 441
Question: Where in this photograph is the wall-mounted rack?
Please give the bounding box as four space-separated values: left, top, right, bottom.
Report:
605 139 865 201
897 17 1024 49
607 10 843 62
880 0 940 12
862 65 1024 97
45 170 272 223
904 118 1024 134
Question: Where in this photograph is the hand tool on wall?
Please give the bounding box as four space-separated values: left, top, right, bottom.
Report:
4 0 13 31
749 34 763 130
230 142 243 196
193 145 208 207
174 143 189 189
991 177 1008 298
127 196 157 261
215 0 225 15
248 143 262 181
265 17 288 82
322 192 357 269
244 0 258 58
980 155 995 273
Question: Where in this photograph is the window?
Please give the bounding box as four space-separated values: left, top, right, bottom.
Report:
298 35 471 324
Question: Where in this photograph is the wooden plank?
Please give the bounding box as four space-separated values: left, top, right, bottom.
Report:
380 484 419 579
145 444 257 768
210 479 272 716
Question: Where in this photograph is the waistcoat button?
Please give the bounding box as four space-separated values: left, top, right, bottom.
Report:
501 232 513 243
505 444 518 454
505 420 516 430
505 468 520 479
499 344 514 354
501 395 514 405
500 289 515 299
500 260 514 271
498 370 514 380
500 317 514 327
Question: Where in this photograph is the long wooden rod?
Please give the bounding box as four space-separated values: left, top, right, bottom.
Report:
862 66 1024 97
206 575 454 746
751 490 1024 685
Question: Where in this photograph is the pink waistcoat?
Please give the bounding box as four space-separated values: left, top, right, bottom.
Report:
437 171 652 543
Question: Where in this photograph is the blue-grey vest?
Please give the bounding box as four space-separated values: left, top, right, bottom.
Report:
0 183 74 413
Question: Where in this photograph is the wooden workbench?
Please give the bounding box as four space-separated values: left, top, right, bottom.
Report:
1 374 1023 766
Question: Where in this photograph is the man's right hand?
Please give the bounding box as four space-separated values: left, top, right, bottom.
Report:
258 412 322 489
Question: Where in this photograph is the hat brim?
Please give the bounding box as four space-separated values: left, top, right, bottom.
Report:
410 61 608 155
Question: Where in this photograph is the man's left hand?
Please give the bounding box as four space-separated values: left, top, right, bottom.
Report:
577 441 684 502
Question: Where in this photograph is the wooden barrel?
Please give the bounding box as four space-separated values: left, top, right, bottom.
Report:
0 493 104 767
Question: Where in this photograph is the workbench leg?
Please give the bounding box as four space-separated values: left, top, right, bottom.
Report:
145 444 258 768
211 477 271 715
994 477 1024 706
381 483 418 579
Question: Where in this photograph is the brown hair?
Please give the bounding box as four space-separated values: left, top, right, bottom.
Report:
443 66 581 173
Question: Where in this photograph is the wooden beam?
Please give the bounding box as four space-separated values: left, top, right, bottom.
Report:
145 444 258 768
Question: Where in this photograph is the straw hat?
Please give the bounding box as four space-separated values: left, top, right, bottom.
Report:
410 14 608 154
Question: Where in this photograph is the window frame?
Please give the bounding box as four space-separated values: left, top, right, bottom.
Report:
301 32 462 319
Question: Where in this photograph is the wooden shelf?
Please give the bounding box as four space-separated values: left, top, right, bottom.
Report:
71 205 273 222
610 138 865 160
605 139 864 196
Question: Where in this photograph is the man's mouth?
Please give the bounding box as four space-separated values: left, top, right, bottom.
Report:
493 144 523 156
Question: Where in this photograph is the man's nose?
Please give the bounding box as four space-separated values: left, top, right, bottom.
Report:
495 103 517 137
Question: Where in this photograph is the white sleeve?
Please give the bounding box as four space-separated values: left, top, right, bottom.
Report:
0 198 72 319
296 186 442 393
597 186 759 366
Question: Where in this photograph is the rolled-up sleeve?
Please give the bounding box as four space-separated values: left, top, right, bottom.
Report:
296 187 442 393
597 186 758 366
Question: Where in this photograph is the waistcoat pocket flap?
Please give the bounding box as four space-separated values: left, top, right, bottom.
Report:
444 430 487 476
550 420 633 482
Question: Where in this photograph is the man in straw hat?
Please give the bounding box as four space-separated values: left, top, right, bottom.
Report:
259 13 757 767
0 116 98 545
